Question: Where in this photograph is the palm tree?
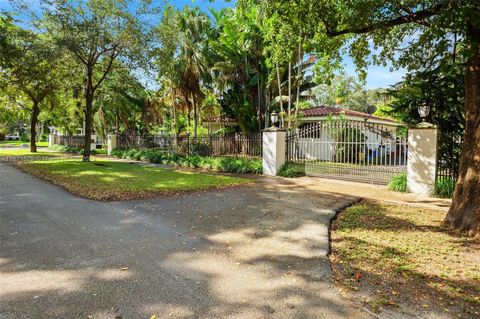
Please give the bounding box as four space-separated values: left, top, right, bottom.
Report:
154 6 211 138
175 7 211 138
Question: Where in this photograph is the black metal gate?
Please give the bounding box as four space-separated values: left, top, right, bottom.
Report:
286 120 408 184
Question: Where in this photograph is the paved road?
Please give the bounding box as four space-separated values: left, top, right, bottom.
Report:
0 163 368 319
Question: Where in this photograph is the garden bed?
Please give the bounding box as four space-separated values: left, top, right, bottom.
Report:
330 200 479 318
109 149 262 174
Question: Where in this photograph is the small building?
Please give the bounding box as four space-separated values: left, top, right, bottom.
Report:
295 106 405 162
299 106 399 126
203 115 238 135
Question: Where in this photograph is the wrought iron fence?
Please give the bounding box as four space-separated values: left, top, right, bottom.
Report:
286 120 407 184
436 130 463 184
55 135 85 148
118 133 262 158
51 134 104 149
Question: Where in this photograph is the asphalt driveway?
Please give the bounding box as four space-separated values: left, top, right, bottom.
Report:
0 162 369 319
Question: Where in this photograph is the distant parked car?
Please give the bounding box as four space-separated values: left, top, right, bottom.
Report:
6 133 20 141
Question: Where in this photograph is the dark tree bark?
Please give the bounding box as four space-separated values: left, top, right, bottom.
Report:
80 47 118 162
29 101 40 153
83 92 93 161
444 22 480 236
193 93 198 139
83 66 94 161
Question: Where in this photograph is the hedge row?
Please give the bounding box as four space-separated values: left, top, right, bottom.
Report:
110 149 262 174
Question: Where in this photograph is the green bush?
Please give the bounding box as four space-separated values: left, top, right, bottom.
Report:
107 149 262 174
388 172 407 192
190 141 213 156
20 133 29 142
434 178 455 198
0 126 7 141
110 149 124 158
278 162 298 178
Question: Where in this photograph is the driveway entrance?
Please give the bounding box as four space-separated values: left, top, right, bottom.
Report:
0 163 369 319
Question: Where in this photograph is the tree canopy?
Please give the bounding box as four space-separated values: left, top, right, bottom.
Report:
1 0 478 234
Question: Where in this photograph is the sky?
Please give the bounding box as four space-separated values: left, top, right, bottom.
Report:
0 0 406 89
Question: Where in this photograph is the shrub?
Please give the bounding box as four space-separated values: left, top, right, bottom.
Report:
20 133 29 142
0 126 7 141
388 172 407 192
278 162 298 178
110 149 124 158
190 141 213 156
434 178 455 198
107 149 262 174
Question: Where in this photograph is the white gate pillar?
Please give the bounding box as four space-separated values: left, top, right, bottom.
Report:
90 134 97 151
262 127 286 176
107 134 119 156
407 123 439 195
48 133 56 147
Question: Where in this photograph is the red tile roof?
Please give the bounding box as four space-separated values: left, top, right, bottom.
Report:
301 106 398 123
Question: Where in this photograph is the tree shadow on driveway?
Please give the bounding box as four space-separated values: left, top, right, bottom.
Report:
0 165 367 319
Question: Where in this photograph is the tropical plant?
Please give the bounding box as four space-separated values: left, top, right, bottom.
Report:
388 173 407 193
155 5 211 138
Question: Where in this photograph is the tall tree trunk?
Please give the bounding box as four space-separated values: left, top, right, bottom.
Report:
276 63 284 128
185 94 191 135
83 92 93 161
294 37 305 128
115 110 119 134
288 61 292 130
192 93 198 139
266 89 271 128
30 101 40 153
444 22 480 236
257 69 262 132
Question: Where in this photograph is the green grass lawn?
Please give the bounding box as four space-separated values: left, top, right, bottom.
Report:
17 159 252 200
0 140 49 147
95 148 107 155
331 200 480 317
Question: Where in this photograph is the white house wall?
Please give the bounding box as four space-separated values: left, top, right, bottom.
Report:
296 127 397 161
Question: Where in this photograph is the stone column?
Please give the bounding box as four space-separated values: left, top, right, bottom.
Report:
107 134 119 156
407 123 439 195
90 134 97 151
262 127 286 176
48 133 56 147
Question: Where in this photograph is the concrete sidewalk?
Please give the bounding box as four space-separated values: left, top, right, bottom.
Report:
287 176 451 211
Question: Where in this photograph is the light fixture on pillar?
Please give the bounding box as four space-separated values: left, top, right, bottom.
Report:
270 111 279 128
418 102 430 122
